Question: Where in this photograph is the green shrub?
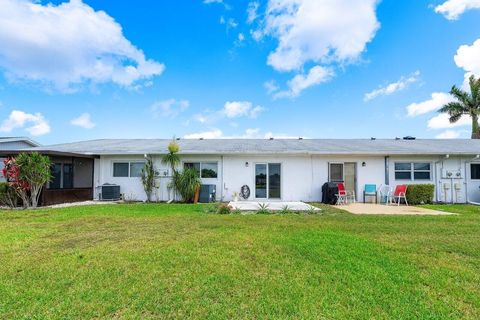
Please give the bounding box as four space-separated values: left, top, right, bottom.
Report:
256 203 271 214
0 182 18 208
217 203 232 214
279 205 291 215
406 184 435 205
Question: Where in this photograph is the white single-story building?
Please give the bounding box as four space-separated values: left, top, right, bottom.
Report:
4 138 480 205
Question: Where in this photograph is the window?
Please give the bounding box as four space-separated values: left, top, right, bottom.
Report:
201 162 218 178
113 161 145 178
49 163 73 189
329 163 343 182
471 164 480 180
129 162 145 177
63 164 73 189
113 163 129 177
184 162 218 178
50 163 62 189
394 162 431 181
394 163 411 180
413 163 431 180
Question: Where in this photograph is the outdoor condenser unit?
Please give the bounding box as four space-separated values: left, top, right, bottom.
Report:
199 184 216 203
100 184 121 201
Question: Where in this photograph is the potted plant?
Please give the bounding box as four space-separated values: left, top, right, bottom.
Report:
232 191 239 202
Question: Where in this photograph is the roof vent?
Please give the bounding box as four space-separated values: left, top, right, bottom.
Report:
176 137 181 140
395 137 400 140
403 136 416 140
371 137 376 140
298 137 303 140
199 137 204 140
269 137 274 140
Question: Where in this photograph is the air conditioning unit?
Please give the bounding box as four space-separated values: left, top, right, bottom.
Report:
199 184 216 203
100 184 121 201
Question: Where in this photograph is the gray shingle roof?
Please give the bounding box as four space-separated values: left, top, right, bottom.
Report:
24 138 480 156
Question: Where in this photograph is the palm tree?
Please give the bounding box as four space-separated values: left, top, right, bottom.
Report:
439 75 480 139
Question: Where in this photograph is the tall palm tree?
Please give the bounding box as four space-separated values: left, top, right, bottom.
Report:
439 75 480 139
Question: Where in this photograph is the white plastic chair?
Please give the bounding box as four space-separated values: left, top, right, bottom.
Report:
378 185 392 205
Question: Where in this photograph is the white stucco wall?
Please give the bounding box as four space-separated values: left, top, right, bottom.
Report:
95 155 221 202
94 153 480 203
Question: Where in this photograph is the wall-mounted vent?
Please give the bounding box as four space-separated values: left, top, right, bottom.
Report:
403 136 416 140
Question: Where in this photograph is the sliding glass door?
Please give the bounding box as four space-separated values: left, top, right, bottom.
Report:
255 163 281 199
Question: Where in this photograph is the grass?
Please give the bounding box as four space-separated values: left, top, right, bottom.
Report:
0 203 479 319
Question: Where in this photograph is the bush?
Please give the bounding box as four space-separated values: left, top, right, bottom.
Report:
170 168 201 203
256 203 271 214
0 182 18 208
406 184 435 205
217 203 232 214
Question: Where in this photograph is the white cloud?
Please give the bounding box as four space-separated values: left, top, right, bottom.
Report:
427 113 471 129
150 99 189 118
435 0 480 20
0 0 164 92
272 65 334 98
260 0 380 72
194 101 265 124
247 1 260 24
264 80 279 94
364 71 420 101
184 128 302 139
406 92 455 117
435 130 462 139
184 129 223 139
454 39 480 87
223 101 264 118
0 110 50 136
70 113 95 129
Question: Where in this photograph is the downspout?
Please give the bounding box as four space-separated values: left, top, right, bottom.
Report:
384 156 389 186
220 155 224 201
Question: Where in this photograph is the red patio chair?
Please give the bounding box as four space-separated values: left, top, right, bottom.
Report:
335 183 355 205
391 184 408 206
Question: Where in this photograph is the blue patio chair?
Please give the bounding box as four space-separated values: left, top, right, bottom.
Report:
363 184 377 203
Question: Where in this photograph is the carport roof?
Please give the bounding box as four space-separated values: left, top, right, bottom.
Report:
20 138 480 156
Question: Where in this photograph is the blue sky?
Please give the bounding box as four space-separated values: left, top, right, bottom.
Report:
0 0 479 144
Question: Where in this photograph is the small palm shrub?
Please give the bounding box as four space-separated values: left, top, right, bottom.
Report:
256 203 271 214
170 168 201 203
279 205 291 215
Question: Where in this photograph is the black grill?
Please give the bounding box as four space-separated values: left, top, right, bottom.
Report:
322 182 338 204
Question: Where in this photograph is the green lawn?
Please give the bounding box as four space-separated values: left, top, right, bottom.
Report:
1 203 479 319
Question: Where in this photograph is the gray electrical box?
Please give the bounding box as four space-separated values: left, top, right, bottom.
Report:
199 184 216 203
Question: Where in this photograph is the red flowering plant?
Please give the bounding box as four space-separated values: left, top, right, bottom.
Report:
2 157 30 208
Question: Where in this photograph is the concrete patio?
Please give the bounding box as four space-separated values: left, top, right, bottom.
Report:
229 201 320 212
339 203 454 215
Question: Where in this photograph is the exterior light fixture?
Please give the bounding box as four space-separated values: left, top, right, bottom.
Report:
245 161 249 167
362 162 366 167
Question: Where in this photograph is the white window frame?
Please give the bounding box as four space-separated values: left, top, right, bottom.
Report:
329 162 344 183
254 162 282 200
471 163 480 180
112 161 145 178
394 162 432 181
183 161 219 179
